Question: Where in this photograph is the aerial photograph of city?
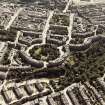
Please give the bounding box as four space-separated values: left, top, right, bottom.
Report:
1 0 105 104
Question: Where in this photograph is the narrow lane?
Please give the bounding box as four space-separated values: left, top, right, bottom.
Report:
14 31 22 47
0 31 21 92
5 8 23 30
66 13 74 45
42 11 54 44
63 0 73 13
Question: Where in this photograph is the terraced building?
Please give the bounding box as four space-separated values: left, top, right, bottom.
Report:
0 0 105 105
